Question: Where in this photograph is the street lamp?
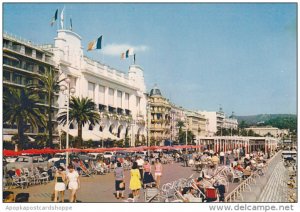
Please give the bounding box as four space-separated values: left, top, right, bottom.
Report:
146 103 151 156
60 78 75 167
185 116 188 146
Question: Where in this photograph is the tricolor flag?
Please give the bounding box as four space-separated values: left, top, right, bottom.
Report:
60 7 65 29
125 48 134 58
50 9 58 26
121 52 125 59
70 18 73 30
87 36 103 51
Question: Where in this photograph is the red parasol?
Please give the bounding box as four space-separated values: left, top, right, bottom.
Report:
3 149 21 157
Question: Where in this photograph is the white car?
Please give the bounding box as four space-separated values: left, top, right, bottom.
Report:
48 153 66 163
5 157 17 163
103 151 115 159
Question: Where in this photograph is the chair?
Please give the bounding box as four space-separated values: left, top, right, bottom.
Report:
12 175 28 189
144 187 160 202
230 168 243 183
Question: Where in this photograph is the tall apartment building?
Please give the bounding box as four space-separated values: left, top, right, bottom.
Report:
3 32 59 142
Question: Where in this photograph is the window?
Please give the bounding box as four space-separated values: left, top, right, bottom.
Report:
88 82 95 101
13 73 23 84
3 70 11 81
39 66 45 74
117 90 122 108
36 51 43 60
25 47 32 56
108 88 114 106
98 85 105 104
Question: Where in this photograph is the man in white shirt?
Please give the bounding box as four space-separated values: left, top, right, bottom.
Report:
136 156 145 180
219 151 225 165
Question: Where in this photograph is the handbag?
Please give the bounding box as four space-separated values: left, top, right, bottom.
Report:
119 181 125 189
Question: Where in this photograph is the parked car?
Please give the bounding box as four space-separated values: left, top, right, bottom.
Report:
6 155 49 170
5 157 17 163
48 153 66 163
103 151 115 159
87 153 104 161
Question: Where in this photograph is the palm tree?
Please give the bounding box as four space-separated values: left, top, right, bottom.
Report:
177 120 185 133
3 88 45 150
28 67 62 148
57 96 101 147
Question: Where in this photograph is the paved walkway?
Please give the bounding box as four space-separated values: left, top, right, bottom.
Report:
258 160 288 202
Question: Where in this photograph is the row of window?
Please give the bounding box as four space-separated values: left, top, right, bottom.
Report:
3 57 47 74
88 81 140 110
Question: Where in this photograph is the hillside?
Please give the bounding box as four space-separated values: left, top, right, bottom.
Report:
236 114 297 132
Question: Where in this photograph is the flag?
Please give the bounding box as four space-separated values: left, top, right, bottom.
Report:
96 36 102 49
50 9 58 26
87 35 102 51
125 48 134 58
70 18 73 30
121 52 125 59
60 7 64 29
134 54 136 64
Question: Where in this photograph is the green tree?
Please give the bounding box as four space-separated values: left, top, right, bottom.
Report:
177 121 185 133
3 88 45 150
178 130 195 145
57 96 100 148
28 67 62 148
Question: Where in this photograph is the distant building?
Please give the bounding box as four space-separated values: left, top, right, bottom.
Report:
169 104 185 142
184 110 207 143
223 118 238 130
199 108 225 136
148 86 171 145
245 126 289 138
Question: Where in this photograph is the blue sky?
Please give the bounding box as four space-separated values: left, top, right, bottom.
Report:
3 3 297 116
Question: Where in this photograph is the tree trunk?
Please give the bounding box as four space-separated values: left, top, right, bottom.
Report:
17 119 25 150
47 93 53 148
78 122 83 148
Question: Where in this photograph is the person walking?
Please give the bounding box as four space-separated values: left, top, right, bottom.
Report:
66 165 80 203
154 158 163 188
114 162 125 199
54 166 66 202
143 160 155 188
129 162 142 199
219 151 225 165
136 156 145 181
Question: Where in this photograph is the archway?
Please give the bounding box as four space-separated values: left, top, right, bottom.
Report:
117 125 123 138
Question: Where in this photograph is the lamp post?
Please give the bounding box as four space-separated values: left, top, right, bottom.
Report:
146 103 151 156
185 116 188 146
60 78 75 167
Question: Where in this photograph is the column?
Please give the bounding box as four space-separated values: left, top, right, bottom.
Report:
104 86 109 106
114 89 117 108
95 84 99 105
121 91 126 110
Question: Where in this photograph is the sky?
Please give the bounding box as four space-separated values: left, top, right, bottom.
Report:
3 3 297 116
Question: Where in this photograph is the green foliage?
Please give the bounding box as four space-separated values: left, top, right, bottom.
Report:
264 116 297 132
57 96 101 148
178 130 195 145
3 88 45 150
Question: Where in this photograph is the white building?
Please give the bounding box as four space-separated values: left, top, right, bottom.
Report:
45 30 147 146
245 126 289 139
223 118 238 130
199 109 225 136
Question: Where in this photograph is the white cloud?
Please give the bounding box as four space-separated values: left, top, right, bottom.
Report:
102 43 149 56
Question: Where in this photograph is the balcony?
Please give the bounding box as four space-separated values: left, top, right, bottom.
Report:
108 106 116 114
117 107 124 115
99 104 107 112
125 109 131 116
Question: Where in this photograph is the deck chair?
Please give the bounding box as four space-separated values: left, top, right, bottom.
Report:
144 187 160 202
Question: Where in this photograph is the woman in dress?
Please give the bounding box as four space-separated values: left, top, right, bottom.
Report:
143 160 154 188
66 164 80 203
129 162 141 198
154 158 163 188
54 166 66 202
114 162 125 199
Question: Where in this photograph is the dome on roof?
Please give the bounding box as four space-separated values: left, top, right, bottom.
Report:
150 86 162 96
